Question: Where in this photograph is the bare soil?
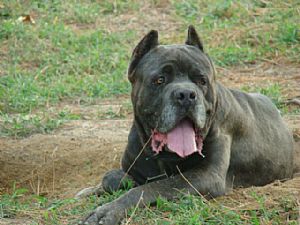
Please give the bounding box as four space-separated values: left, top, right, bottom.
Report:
0 118 131 197
0 64 300 202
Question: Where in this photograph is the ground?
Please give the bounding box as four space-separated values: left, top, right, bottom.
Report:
0 0 300 224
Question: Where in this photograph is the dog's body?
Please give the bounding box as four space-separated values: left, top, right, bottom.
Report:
80 26 294 225
122 83 293 189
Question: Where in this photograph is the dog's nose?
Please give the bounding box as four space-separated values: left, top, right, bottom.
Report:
175 89 197 107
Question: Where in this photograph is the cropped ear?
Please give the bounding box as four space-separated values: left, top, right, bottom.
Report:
185 25 204 52
128 30 158 83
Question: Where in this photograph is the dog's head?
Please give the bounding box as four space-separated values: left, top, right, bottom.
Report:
128 26 217 160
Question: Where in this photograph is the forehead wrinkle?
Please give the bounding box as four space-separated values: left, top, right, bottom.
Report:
137 45 212 76
172 48 211 74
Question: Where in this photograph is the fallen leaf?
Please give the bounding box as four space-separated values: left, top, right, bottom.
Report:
16 15 36 24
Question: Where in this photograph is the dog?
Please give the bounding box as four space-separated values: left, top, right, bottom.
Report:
79 26 294 225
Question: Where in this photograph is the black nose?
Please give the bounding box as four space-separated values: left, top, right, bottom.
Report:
175 89 197 107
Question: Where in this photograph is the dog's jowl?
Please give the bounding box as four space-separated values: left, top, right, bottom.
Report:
80 26 294 225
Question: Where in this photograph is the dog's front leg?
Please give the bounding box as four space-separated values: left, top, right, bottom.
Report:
82 171 225 225
80 134 231 225
79 168 226 225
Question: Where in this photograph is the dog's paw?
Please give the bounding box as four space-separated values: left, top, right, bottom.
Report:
79 202 123 225
102 169 135 194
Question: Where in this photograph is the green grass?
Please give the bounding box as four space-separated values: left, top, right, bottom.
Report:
1 186 298 224
0 23 133 113
130 193 299 224
0 108 82 137
0 112 63 137
0 185 125 224
1 0 299 137
172 0 299 66
0 0 136 116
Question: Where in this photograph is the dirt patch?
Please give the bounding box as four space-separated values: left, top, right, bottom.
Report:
1 117 299 198
0 119 131 197
0 218 34 225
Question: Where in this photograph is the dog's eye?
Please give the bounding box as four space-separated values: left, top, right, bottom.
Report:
154 76 165 85
198 77 206 86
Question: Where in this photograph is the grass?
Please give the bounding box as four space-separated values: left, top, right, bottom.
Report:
1 186 298 224
0 185 124 224
130 193 299 224
0 24 133 113
1 0 299 137
0 108 82 137
172 0 300 66
0 112 63 138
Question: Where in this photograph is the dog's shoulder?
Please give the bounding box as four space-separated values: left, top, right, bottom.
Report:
228 88 280 117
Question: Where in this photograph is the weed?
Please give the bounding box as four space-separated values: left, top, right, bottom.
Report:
278 23 299 45
0 184 29 218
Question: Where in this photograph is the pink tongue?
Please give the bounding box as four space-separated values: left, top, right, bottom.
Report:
167 119 197 158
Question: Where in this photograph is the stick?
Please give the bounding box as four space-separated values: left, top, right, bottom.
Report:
176 165 206 200
124 191 144 225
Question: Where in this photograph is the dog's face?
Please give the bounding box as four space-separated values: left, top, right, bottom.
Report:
128 26 217 160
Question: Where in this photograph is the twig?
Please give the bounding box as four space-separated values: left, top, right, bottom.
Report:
37 174 40 196
119 131 153 187
176 165 205 200
51 146 58 193
259 58 279 65
125 191 144 225
30 170 36 194
297 198 300 225
34 66 49 80
175 166 252 221
284 98 300 106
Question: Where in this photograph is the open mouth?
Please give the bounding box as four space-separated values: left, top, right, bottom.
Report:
151 118 203 158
